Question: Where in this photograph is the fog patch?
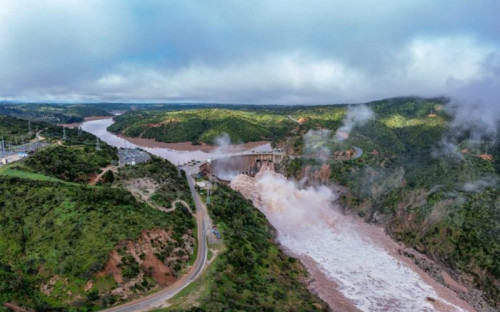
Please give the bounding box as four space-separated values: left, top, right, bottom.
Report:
335 105 375 141
303 129 332 159
437 53 500 159
462 176 498 192
209 133 241 180
210 133 234 155
433 137 465 160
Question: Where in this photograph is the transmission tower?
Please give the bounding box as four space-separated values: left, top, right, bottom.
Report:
1 136 5 153
96 137 101 150
206 189 211 205
28 120 32 134
78 126 82 136
62 127 67 141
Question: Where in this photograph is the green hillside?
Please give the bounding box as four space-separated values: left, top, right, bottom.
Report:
0 115 46 146
283 97 500 307
163 185 328 312
0 103 113 124
108 108 294 144
0 127 196 311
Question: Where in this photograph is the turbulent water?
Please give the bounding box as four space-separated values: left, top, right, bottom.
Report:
231 171 470 312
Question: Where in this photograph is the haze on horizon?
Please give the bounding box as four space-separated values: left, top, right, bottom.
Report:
0 0 499 108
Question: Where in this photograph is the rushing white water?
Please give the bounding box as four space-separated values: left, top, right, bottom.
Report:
80 118 272 164
231 171 468 312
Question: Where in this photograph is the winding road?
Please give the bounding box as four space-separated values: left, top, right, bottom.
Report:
102 172 208 312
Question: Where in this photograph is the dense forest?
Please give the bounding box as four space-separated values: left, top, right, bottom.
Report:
0 176 179 310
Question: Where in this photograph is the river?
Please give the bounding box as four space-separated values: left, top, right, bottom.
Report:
231 171 475 312
80 117 272 164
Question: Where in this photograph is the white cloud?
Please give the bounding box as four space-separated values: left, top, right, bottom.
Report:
92 54 367 103
84 36 499 104
0 1 499 104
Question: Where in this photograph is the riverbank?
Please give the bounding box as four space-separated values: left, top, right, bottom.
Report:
230 171 475 312
81 117 272 164
115 133 271 152
59 115 113 128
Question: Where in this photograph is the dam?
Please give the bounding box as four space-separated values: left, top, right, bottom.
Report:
199 151 285 183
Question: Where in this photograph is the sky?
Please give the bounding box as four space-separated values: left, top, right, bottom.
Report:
0 0 499 105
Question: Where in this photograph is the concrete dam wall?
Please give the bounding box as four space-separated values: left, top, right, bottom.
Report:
200 153 284 182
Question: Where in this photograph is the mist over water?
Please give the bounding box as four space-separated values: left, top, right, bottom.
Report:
231 171 468 312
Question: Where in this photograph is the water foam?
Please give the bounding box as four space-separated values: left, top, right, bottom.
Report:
231 171 465 312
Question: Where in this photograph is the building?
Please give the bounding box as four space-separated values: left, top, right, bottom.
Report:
0 152 28 165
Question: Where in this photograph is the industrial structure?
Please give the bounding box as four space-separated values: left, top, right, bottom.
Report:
199 151 284 183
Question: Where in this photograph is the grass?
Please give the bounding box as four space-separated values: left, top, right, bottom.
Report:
0 164 106 189
187 227 198 266
0 166 63 182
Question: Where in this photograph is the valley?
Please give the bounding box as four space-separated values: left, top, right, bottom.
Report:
1 97 499 311
2 3 499 311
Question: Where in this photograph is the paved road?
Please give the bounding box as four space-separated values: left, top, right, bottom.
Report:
102 173 208 312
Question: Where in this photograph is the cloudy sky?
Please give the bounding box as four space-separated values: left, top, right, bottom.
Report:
0 0 499 104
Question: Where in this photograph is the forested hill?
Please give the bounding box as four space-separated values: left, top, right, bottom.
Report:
0 103 113 124
281 97 500 309
106 96 449 146
0 115 42 144
108 108 295 144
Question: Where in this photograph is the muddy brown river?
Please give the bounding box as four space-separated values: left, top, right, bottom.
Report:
80 117 272 164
